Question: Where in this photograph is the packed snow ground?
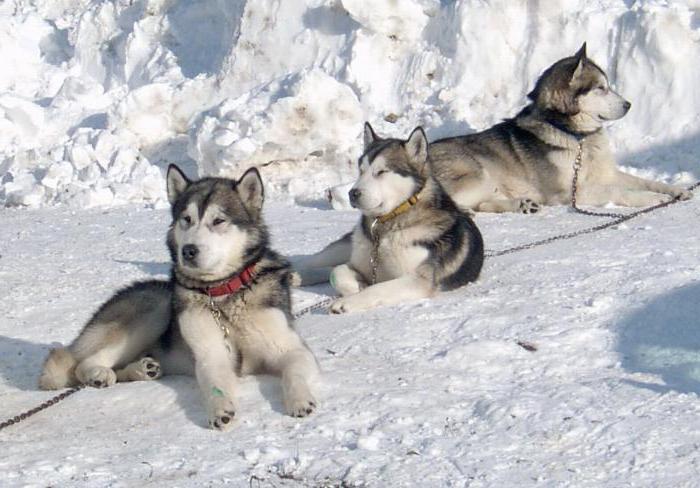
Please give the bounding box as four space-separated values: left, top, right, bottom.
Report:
2 0 700 207
1 197 699 486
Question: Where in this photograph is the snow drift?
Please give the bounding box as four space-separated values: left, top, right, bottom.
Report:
1 0 699 207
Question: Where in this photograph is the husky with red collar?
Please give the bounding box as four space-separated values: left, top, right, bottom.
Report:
295 126 484 313
39 165 319 430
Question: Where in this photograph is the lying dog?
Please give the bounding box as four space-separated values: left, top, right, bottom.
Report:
428 43 693 213
40 165 319 430
295 126 484 313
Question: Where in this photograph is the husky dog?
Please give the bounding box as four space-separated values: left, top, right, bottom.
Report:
428 43 693 214
296 126 484 313
39 166 319 430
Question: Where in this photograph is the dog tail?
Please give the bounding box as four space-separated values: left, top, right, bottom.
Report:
38 347 79 390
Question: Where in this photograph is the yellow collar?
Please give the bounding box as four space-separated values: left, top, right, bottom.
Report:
376 194 420 224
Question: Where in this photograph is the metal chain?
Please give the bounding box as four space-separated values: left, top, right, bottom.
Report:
0 384 85 432
292 297 335 319
570 141 627 219
1 143 696 431
486 141 699 257
369 218 381 285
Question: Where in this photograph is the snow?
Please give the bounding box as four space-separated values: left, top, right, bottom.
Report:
1 0 699 207
2 0 700 486
2 199 700 486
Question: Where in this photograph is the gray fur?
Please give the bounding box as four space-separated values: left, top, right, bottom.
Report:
40 165 319 430
296 126 484 313
428 43 693 213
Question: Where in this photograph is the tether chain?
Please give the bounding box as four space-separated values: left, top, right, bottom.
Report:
2 143 697 431
0 384 85 432
486 141 699 257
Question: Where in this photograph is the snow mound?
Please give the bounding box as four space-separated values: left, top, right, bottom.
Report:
1 0 699 207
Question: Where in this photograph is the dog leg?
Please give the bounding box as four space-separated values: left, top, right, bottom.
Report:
292 232 353 286
115 357 162 382
279 348 319 417
577 184 672 207
330 274 433 313
330 263 367 296
248 308 319 417
614 171 693 201
477 198 540 214
179 308 239 431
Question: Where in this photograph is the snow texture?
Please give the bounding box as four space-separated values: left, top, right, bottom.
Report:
2 0 700 486
1 200 700 486
1 0 699 208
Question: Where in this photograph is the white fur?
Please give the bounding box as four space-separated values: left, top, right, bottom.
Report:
351 155 417 217
174 203 250 281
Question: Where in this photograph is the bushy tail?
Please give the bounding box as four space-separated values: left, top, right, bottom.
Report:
38 347 78 390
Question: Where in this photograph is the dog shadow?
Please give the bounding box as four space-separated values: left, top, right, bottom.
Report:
617 281 700 394
0 335 54 391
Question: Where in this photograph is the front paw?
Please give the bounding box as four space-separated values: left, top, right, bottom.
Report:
284 387 317 418
330 295 371 314
673 189 694 201
207 393 238 431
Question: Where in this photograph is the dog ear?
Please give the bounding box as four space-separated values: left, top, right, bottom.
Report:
363 122 379 150
166 164 190 204
571 42 587 83
237 167 265 216
404 126 428 171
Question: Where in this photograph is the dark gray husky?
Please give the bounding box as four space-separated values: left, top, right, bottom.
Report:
295 126 484 313
429 43 693 214
40 166 319 430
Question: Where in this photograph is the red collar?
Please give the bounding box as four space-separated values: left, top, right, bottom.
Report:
205 262 257 297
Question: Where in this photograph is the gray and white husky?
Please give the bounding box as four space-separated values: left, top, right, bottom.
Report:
295 126 484 313
429 43 693 213
39 165 319 430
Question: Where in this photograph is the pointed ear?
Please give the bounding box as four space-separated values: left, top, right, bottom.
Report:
166 164 190 204
404 126 428 170
571 42 587 83
238 167 264 216
363 122 379 150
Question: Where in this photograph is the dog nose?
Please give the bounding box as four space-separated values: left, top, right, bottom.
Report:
623 101 631 112
349 188 361 206
182 244 199 262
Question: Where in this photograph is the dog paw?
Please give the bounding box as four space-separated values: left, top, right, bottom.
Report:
519 199 540 214
330 297 351 314
209 408 237 431
284 391 317 418
84 366 117 388
133 357 162 381
673 189 694 201
207 394 238 431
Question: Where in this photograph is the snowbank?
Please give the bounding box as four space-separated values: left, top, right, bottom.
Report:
1 0 699 207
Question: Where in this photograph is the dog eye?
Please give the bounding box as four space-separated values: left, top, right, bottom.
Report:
376 170 387 176
181 215 192 225
212 218 226 226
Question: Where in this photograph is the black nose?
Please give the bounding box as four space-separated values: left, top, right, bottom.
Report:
349 188 361 205
182 244 199 262
623 101 631 112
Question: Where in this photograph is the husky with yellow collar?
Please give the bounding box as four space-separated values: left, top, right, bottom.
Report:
295 125 484 313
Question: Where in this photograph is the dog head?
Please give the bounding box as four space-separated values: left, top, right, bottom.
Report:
166 165 268 282
348 123 429 218
528 43 631 133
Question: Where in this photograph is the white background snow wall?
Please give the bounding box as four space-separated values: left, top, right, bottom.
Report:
1 0 699 207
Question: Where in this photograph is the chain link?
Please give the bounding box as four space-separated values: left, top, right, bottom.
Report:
1 143 696 431
0 384 85 432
